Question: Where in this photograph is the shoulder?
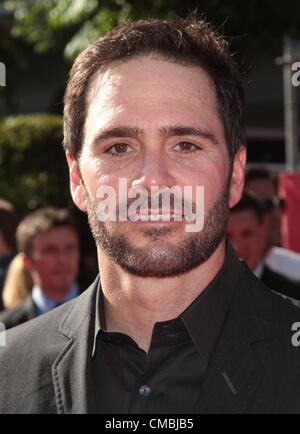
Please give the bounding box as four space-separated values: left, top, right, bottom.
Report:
0 284 95 360
236 263 300 356
0 303 73 413
0 296 35 329
262 265 300 301
239 262 300 317
0 279 98 413
0 298 76 374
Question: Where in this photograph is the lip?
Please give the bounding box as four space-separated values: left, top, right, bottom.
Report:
127 210 184 224
128 209 183 217
131 219 183 225
53 270 72 275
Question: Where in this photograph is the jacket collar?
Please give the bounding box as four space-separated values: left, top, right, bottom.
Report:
52 276 99 414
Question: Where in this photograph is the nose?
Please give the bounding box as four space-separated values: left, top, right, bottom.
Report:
56 250 70 265
131 151 176 191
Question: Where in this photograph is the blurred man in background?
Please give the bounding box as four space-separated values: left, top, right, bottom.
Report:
0 207 80 329
227 192 300 303
245 168 282 246
0 199 18 311
245 168 300 282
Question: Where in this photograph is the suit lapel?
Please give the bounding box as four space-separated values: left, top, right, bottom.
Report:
52 277 99 414
197 320 273 413
197 269 275 414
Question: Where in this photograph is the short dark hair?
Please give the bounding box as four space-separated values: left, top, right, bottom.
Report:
230 192 266 223
64 17 246 162
0 199 18 251
245 168 277 190
16 207 78 257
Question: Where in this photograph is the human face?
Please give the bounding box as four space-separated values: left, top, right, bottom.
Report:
246 178 282 246
26 227 79 297
227 210 268 271
67 56 245 277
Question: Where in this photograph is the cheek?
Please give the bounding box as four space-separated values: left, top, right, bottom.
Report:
70 252 80 268
194 168 227 211
36 256 57 271
81 160 117 198
248 239 261 257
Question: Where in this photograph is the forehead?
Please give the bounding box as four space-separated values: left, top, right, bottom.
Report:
246 179 277 198
84 56 224 143
87 55 215 98
33 227 78 248
228 209 261 228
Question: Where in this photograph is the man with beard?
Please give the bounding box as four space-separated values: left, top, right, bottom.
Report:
0 17 300 414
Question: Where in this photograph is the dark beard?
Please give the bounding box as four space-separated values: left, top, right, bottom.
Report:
85 182 230 278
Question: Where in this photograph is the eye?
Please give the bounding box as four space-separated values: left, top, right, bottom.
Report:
173 141 201 153
105 143 132 156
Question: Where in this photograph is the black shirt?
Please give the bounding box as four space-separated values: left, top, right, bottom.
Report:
91 243 240 413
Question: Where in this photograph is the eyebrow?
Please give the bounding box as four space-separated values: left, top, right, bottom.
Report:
160 126 219 145
91 125 219 147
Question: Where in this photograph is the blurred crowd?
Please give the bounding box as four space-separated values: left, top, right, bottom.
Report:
0 167 300 330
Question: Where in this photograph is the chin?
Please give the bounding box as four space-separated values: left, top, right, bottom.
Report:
52 282 72 293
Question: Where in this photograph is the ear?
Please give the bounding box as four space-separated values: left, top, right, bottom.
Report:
229 146 247 209
66 151 87 212
22 253 34 272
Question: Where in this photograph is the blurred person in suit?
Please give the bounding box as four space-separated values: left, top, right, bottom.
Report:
2 253 33 310
245 168 281 246
0 199 18 311
245 168 300 282
227 192 300 303
0 207 80 329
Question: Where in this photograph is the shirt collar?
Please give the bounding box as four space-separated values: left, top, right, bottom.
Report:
253 261 265 279
180 241 241 363
93 240 241 361
32 283 79 316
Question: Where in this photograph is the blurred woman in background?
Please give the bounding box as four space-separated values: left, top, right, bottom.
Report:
2 253 33 309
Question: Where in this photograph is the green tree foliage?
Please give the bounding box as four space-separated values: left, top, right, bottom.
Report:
3 0 300 61
0 113 72 216
4 0 132 60
0 3 28 110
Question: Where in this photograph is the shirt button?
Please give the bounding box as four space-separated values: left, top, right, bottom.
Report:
139 385 151 397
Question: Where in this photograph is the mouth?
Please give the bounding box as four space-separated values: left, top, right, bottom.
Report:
128 209 184 222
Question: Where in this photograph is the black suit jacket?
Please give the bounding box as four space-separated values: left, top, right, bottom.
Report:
0 262 300 414
261 265 300 301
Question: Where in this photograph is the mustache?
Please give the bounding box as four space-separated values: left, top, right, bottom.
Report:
118 195 197 213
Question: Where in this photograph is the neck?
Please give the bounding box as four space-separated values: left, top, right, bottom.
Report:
33 281 73 302
98 241 225 352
